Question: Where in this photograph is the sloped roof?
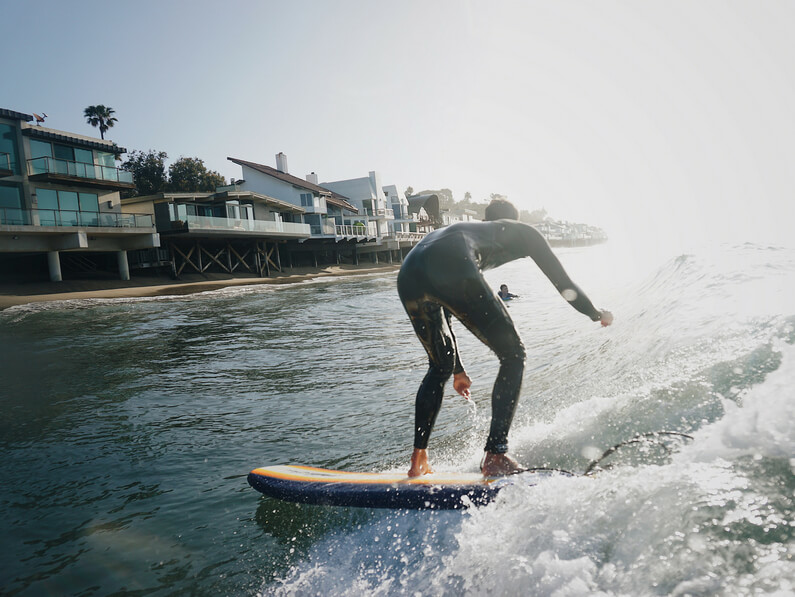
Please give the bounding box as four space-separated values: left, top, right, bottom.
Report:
123 190 305 214
228 157 358 213
23 125 126 153
0 108 33 122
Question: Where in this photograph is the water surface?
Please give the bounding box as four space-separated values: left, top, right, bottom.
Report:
1 241 793 595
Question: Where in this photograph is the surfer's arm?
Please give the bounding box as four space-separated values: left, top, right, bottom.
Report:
524 227 603 321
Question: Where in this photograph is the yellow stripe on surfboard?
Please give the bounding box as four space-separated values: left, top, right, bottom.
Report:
249 465 496 486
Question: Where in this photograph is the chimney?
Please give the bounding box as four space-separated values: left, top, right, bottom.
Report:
275 152 288 173
306 172 318 185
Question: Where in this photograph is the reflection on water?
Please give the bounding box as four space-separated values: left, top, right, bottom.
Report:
1 245 794 595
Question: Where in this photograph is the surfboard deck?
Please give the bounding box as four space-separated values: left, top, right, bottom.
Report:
247 464 571 510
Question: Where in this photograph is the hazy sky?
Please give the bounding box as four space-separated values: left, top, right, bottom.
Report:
3 1 794 248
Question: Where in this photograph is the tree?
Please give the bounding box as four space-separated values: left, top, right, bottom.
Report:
83 105 118 139
167 157 226 192
121 149 168 197
405 186 414 197
464 191 472 202
519 208 548 224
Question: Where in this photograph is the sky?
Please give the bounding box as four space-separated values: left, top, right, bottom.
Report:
3 0 794 249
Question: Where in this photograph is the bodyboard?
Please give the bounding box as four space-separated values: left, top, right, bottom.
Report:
247 464 570 510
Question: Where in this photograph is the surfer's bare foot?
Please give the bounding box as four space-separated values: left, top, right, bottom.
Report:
408 448 433 477
481 452 524 477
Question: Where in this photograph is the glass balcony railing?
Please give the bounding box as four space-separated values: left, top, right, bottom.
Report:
27 157 134 184
0 207 27 225
0 207 153 228
183 214 310 236
309 221 337 236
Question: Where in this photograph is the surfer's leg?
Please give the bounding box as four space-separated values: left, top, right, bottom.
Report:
446 280 526 459
404 299 458 452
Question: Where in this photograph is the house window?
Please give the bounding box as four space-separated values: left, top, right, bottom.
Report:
0 124 20 174
29 139 51 158
35 188 99 226
300 193 314 207
74 148 93 165
0 183 24 224
29 141 100 178
53 144 74 162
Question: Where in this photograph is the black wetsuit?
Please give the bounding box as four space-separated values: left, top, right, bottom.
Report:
397 220 601 454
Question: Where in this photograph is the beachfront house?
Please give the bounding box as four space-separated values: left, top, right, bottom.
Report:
382 184 425 241
320 171 394 239
0 108 158 281
121 184 310 277
532 219 608 247
227 154 421 266
228 154 359 236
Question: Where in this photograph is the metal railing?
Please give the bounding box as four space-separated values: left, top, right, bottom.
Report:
184 214 310 236
392 231 426 241
335 224 369 237
27 157 134 184
0 207 153 228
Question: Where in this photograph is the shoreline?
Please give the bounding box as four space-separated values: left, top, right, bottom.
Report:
0 263 402 311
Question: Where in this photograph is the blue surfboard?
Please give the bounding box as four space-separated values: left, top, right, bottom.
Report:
247 465 571 510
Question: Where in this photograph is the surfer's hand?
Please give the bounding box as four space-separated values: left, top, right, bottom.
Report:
599 310 614 327
453 372 472 399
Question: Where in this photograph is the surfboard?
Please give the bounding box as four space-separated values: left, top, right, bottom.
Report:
247 464 571 510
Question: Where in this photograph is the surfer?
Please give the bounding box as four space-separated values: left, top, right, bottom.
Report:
498 284 518 301
398 198 613 477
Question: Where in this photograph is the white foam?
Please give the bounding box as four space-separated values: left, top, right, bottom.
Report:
685 341 795 468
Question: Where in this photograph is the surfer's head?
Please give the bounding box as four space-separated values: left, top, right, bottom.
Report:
484 198 519 221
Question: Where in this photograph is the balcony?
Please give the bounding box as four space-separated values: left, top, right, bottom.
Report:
27 157 135 190
392 231 426 242
0 207 153 228
170 214 310 239
0 152 11 177
335 224 368 238
360 208 395 219
309 221 337 236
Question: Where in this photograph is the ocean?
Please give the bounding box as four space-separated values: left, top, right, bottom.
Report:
0 240 793 596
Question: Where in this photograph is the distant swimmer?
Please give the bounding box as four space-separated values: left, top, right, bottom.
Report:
498 284 518 301
397 198 613 478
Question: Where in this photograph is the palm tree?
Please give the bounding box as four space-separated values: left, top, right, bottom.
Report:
83 105 118 140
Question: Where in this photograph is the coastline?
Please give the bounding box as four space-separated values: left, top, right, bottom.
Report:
0 263 401 311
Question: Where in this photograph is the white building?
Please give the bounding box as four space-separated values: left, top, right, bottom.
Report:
382 184 414 235
227 154 360 238
321 171 394 239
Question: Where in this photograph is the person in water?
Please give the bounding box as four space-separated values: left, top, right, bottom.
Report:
397 198 613 477
498 284 518 301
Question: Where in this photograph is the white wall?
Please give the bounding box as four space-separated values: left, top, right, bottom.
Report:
239 166 326 214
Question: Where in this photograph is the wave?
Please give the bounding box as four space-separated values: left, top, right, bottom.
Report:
262 244 795 596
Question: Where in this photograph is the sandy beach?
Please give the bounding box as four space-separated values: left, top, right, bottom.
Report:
0 263 401 310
